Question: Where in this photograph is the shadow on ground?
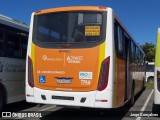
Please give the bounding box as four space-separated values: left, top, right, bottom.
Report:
40 88 145 120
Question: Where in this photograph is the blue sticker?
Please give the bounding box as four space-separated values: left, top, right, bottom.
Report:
39 76 46 83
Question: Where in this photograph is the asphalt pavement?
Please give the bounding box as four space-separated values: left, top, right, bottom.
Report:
0 89 159 120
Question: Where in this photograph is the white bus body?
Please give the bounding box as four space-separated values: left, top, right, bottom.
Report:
0 14 29 111
145 62 154 82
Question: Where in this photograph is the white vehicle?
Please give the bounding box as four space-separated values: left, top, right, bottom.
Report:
154 28 160 105
0 14 29 111
145 62 154 82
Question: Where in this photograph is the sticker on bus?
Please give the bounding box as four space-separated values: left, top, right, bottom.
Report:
66 56 83 64
79 72 93 79
80 80 91 85
39 76 46 83
85 26 100 36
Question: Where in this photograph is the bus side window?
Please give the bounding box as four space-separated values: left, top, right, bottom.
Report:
141 53 144 71
20 33 28 59
135 48 140 71
5 29 21 58
114 21 124 59
117 26 124 57
0 27 4 56
131 41 136 63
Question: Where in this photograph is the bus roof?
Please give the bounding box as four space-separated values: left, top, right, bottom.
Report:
34 6 107 15
0 14 29 32
146 61 155 65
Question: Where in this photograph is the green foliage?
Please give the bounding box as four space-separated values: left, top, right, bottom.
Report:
145 82 154 89
141 42 155 62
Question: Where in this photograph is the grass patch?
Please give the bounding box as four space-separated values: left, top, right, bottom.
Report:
145 82 154 89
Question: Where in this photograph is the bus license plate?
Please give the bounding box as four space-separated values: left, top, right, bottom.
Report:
56 78 72 84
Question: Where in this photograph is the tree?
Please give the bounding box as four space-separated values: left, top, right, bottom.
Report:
141 42 155 62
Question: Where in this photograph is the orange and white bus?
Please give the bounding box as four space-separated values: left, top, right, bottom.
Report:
26 6 145 108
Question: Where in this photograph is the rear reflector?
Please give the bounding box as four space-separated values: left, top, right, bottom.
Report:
26 94 34 97
97 56 110 91
96 100 108 102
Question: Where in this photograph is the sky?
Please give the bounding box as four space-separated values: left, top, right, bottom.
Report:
0 0 160 45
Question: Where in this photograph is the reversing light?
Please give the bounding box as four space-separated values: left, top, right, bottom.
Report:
97 56 110 91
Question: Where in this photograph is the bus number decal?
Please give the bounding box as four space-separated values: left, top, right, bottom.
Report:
80 80 91 86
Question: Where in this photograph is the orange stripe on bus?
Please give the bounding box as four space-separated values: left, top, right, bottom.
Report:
34 6 107 15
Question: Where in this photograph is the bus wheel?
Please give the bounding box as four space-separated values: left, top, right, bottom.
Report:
129 84 135 107
0 87 5 112
142 78 145 90
153 104 160 113
147 77 154 83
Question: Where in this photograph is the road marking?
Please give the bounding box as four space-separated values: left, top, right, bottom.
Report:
39 105 56 111
136 89 154 120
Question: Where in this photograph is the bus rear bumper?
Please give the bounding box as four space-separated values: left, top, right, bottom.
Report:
154 89 160 104
26 87 114 108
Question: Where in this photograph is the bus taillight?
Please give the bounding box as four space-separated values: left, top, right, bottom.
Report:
157 70 160 92
28 56 34 88
97 56 110 91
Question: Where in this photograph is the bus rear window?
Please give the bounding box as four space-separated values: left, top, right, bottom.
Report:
33 12 103 44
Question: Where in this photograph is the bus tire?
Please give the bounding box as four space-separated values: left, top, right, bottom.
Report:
153 104 160 113
129 83 135 107
147 77 154 83
0 87 6 112
142 78 145 90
